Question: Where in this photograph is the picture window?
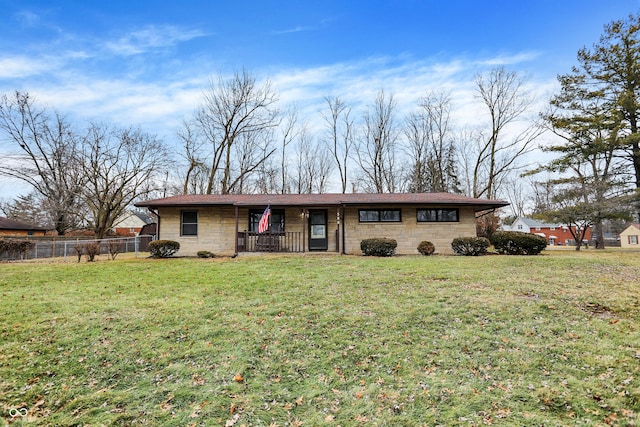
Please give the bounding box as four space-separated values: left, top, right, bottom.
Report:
416 209 459 222
358 209 401 222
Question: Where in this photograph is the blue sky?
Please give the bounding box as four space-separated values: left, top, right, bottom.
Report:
1 0 639 199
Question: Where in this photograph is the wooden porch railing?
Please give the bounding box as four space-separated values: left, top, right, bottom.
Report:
237 231 303 253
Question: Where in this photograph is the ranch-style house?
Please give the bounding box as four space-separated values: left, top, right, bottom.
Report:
135 193 509 256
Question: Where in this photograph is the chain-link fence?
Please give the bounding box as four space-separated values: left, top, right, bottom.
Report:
0 235 154 261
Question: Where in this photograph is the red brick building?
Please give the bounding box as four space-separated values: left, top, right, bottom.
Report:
0 216 48 237
508 217 591 246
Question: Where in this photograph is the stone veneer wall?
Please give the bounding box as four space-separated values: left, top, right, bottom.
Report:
342 206 477 255
159 206 341 256
159 206 236 256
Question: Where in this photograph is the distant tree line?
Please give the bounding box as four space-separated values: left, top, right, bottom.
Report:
173 65 539 200
0 91 168 237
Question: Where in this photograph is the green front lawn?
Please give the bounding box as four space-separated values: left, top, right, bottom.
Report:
1 251 639 426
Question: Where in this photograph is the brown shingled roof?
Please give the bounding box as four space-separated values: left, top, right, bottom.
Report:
135 193 509 212
0 216 48 231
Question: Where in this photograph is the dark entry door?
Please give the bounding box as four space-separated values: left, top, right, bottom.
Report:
308 210 328 251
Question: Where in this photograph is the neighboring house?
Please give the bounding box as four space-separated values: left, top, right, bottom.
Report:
620 224 640 248
507 217 592 246
0 216 48 237
113 210 156 236
135 193 509 256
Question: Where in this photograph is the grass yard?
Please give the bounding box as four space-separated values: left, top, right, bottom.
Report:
0 251 639 426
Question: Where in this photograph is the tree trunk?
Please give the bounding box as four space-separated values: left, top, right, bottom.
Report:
594 221 606 249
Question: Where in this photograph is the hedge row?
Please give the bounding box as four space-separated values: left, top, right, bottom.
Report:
0 239 35 259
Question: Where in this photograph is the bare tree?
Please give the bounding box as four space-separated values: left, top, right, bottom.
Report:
455 128 482 197
472 67 542 199
502 178 531 218
403 92 459 193
81 124 169 239
354 90 401 193
177 119 209 194
1 192 57 228
321 96 354 193
231 131 277 194
0 91 85 234
195 69 280 194
278 106 302 194
293 128 332 194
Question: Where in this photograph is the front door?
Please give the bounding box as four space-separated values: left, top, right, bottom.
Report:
308 210 328 251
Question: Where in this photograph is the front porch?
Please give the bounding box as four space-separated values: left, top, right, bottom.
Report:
236 229 340 253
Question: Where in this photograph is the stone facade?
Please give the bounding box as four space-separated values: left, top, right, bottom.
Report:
342 206 476 255
158 205 475 256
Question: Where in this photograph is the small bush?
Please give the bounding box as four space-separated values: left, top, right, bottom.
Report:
360 238 397 257
85 242 101 262
107 240 124 260
491 231 547 255
73 244 83 262
75 242 101 262
451 237 490 256
197 250 215 258
148 240 180 258
0 239 35 260
417 240 435 256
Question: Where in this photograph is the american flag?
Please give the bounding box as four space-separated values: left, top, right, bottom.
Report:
258 205 271 233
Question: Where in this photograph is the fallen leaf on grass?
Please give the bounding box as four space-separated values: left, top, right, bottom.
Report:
604 413 618 425
192 373 206 385
225 414 240 427
234 373 244 383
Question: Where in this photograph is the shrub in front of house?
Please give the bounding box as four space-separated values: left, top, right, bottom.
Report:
451 237 490 256
417 240 435 256
491 231 547 255
197 250 215 258
360 238 397 257
148 240 180 258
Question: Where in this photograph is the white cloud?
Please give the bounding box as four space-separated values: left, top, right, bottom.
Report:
478 51 542 66
2 47 558 155
0 56 59 79
272 26 313 35
104 25 208 56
